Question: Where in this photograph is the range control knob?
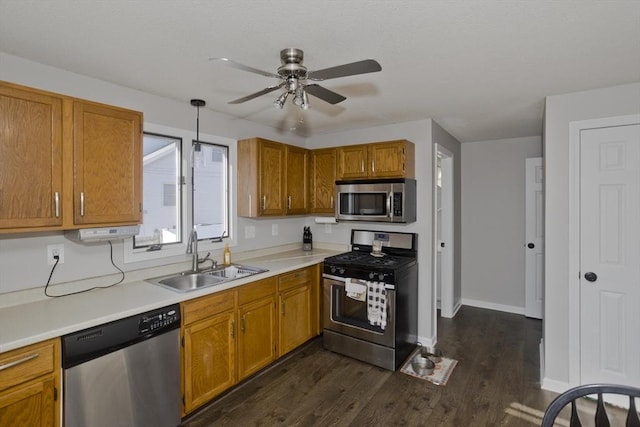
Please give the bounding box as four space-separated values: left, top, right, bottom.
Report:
378 274 385 281
338 268 346 275
330 266 336 273
368 272 375 279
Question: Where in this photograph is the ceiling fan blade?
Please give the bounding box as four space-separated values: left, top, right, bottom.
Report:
228 83 284 104
307 59 382 81
210 57 280 79
304 84 346 104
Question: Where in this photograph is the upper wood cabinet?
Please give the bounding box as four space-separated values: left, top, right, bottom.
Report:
0 81 143 233
336 144 369 179
0 338 60 427
0 83 64 230
238 137 309 217
73 101 142 225
337 140 415 180
310 148 337 214
285 145 309 215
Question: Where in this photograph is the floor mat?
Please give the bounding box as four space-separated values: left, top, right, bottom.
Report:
399 347 458 386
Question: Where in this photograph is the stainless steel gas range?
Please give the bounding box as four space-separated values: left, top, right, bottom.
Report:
322 229 418 370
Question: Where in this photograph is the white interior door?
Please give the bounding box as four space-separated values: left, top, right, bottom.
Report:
525 157 544 319
579 123 640 388
434 144 455 318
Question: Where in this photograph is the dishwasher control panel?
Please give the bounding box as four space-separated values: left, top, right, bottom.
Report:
138 306 180 334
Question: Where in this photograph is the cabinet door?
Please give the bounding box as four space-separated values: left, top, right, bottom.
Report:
337 145 368 179
237 296 277 380
73 101 142 225
285 145 309 215
311 148 337 214
278 284 313 357
0 377 56 427
183 311 235 414
0 84 63 229
258 140 286 216
368 140 409 178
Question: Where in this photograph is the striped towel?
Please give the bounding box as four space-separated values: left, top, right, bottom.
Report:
367 281 387 330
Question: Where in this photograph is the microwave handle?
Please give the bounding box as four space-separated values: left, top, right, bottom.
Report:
387 192 393 220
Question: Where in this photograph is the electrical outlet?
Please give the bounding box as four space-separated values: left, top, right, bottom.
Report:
324 223 332 234
47 244 65 265
271 224 278 236
245 225 256 239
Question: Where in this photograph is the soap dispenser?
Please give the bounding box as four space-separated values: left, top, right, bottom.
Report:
223 243 231 266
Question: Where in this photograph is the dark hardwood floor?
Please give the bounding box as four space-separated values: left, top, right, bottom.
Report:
181 306 628 426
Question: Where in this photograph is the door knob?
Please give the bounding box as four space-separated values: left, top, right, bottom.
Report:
527 243 535 249
584 272 598 282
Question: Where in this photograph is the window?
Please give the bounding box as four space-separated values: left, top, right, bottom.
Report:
192 141 229 241
134 133 182 248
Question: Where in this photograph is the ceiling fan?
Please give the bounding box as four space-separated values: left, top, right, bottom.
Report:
211 48 382 110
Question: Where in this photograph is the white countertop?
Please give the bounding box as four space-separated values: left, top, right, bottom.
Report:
0 248 341 353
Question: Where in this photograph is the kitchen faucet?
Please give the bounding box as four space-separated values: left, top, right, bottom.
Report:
186 228 217 273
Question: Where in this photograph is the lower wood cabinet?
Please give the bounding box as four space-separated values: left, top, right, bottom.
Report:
237 278 277 381
180 265 320 415
182 309 235 415
278 267 315 357
0 338 60 427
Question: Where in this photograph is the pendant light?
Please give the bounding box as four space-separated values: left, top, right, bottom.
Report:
191 99 205 166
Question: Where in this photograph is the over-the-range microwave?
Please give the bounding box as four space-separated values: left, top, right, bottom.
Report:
335 178 416 223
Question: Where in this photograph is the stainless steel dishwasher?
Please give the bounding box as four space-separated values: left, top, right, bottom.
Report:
62 304 181 427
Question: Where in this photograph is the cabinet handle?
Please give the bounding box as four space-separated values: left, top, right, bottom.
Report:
80 192 85 217
54 192 60 218
241 315 246 333
288 195 291 210
372 159 375 173
262 195 266 211
361 160 365 173
0 353 39 371
330 195 334 208
231 319 235 338
281 300 286 316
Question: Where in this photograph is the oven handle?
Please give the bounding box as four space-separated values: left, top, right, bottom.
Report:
322 274 396 290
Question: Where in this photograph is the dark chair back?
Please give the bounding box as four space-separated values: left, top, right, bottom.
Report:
541 384 640 427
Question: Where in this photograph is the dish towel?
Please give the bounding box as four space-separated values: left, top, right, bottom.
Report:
367 281 387 330
345 278 367 301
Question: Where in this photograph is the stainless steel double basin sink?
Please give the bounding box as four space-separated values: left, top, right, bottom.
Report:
146 264 268 293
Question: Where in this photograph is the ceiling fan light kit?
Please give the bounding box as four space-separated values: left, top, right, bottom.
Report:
212 48 381 111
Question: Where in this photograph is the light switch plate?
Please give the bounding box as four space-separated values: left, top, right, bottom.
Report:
271 224 278 236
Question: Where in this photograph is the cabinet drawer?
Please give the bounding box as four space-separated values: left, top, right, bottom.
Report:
0 339 58 393
182 289 235 326
238 277 277 306
278 267 312 291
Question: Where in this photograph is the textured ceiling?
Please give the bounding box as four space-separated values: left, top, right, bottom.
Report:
1 1 639 142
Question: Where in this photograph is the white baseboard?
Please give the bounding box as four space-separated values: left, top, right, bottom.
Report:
461 298 525 315
541 377 570 394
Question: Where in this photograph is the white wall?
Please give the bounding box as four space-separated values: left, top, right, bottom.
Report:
461 136 542 313
543 82 640 389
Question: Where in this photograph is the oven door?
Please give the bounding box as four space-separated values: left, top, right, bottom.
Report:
323 274 395 347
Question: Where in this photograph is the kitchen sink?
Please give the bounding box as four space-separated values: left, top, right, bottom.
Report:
146 264 268 293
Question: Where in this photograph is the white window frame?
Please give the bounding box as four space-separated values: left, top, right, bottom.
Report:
124 122 237 264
